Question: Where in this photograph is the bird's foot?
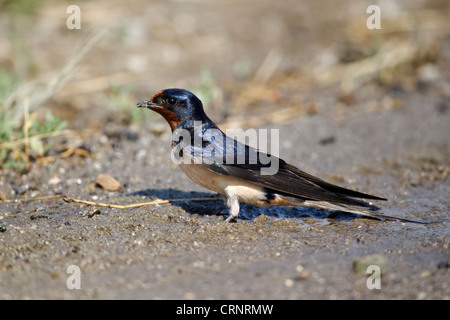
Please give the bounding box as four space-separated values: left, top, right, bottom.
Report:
224 215 238 223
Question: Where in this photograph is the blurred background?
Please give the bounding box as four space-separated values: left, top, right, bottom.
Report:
0 0 449 170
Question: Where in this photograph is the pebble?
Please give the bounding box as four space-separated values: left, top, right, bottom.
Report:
284 278 294 287
135 149 147 161
94 174 122 191
48 175 61 185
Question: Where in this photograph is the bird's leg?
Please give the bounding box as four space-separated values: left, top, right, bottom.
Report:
224 195 240 223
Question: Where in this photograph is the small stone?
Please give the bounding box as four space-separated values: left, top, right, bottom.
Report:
253 214 268 225
284 278 294 287
184 292 196 299
135 149 147 161
417 292 427 300
30 214 49 220
0 191 10 201
295 265 304 273
420 270 431 278
48 175 61 185
418 63 440 82
95 174 122 191
83 208 101 218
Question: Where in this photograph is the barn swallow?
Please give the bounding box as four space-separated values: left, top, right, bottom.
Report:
137 88 414 223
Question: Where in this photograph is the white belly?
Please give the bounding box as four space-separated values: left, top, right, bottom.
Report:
178 163 268 206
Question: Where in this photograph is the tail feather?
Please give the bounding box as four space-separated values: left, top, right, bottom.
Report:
301 200 427 223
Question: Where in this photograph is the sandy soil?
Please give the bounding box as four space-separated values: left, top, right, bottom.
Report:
1 88 449 299
0 0 449 300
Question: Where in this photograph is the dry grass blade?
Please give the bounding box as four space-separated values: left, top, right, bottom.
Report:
4 27 109 123
0 129 80 149
23 97 30 169
220 102 316 129
62 197 222 209
253 49 283 84
312 40 417 90
0 194 64 203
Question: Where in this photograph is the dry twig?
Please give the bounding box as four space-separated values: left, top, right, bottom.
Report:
0 194 64 203
62 197 222 209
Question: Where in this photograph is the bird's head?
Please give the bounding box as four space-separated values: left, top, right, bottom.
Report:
137 88 206 130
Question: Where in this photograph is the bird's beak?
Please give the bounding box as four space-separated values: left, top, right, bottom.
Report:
137 100 158 109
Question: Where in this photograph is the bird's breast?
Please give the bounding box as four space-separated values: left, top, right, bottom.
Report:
178 163 268 206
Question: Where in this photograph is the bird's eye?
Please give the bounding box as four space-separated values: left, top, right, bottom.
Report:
167 98 177 106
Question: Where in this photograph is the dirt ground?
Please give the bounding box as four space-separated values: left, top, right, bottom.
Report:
0 0 449 299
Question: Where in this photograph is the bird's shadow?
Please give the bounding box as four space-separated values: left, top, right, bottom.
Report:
127 188 358 222
128 188 223 217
